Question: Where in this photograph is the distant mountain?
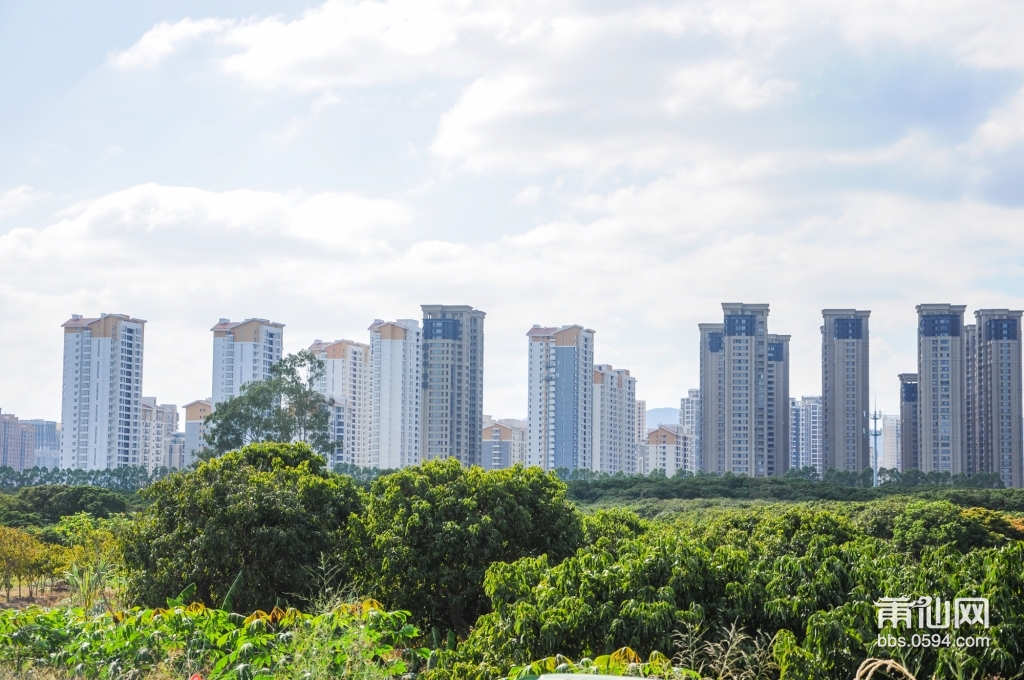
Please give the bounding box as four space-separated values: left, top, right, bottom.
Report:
646 407 680 429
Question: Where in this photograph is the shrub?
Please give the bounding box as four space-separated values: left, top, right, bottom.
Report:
121 442 361 613
354 459 582 636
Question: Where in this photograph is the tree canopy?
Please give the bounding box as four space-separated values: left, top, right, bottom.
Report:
354 459 583 636
203 350 334 457
121 442 361 613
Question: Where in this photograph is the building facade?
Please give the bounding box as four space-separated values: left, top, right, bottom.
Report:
916 304 967 475
168 432 187 469
680 388 701 447
482 416 528 470
23 420 59 469
821 309 871 473
183 399 212 465
789 396 822 474
139 398 178 473
646 424 694 477
965 310 1022 487
0 413 35 471
61 313 146 470
526 325 595 471
211 318 284 406
881 414 901 471
899 374 920 473
310 339 371 467
699 304 790 477
421 305 485 466
368 319 421 470
592 364 637 474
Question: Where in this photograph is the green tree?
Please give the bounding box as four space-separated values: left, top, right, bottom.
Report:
891 500 1010 557
354 459 582 636
121 442 361 613
203 350 334 457
12 485 127 524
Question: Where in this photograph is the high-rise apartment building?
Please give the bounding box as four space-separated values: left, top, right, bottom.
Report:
183 399 212 464
168 432 186 470
139 398 178 473
421 305 485 466
636 400 647 442
916 304 967 475
310 339 370 467
699 304 790 476
881 415 901 471
680 389 701 447
0 413 35 471
61 313 146 470
646 425 694 476
899 374 920 473
211 319 285 405
526 325 595 471
821 309 871 473
482 416 528 470
368 319 422 470
592 364 637 474
789 396 822 474
23 420 59 469
965 310 1022 487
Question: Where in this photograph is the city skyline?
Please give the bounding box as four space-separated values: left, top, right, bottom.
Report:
8 300 1023 425
2 2 1024 428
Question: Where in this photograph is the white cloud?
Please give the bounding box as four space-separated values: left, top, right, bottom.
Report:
110 18 230 69
667 61 798 113
0 185 45 219
969 87 1024 154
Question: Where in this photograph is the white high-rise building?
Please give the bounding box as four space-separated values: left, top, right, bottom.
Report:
211 318 285 406
140 398 179 473
183 399 212 464
310 339 371 468
680 389 701 457
592 364 637 474
881 414 901 471
61 313 146 470
789 396 822 474
647 425 694 476
526 325 595 471
369 319 422 469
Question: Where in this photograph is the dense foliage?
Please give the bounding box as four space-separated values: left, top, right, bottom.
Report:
121 442 362 613
437 502 1024 680
0 484 127 527
0 465 167 493
565 471 1024 507
355 459 582 636
0 599 425 680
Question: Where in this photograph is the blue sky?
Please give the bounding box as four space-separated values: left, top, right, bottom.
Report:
2 0 1024 421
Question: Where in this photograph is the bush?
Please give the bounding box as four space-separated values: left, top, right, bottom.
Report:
890 500 1016 557
121 442 362 613
354 459 582 636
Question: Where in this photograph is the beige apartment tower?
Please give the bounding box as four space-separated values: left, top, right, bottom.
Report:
916 304 967 475
898 374 920 473
421 305 485 466
964 310 1022 487
821 309 871 473
699 303 790 477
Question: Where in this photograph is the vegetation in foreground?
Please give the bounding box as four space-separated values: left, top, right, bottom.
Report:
3 442 1024 679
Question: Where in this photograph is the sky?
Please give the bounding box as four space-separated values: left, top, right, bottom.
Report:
2 0 1024 423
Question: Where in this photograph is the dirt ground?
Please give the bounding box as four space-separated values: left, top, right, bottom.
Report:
0 584 70 610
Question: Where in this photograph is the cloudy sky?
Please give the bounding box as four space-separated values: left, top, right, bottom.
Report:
2 0 1024 422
